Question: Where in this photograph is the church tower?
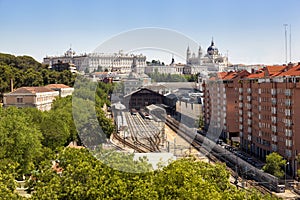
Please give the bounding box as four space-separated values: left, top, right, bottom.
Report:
186 46 191 64
198 45 202 65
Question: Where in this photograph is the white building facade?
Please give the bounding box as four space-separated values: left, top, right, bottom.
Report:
43 49 146 74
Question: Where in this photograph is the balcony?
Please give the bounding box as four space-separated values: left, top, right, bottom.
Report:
271 89 277 95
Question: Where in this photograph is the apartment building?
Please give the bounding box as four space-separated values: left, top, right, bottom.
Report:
203 70 249 141
203 63 300 176
239 64 300 176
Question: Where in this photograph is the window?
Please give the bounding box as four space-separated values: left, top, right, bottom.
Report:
239 117 243 123
17 97 23 103
271 116 277 123
285 99 291 106
271 125 277 132
271 144 277 151
285 89 291 96
285 129 292 137
271 134 277 142
285 139 292 147
271 89 276 95
247 127 252 133
247 96 251 101
271 107 277 114
271 98 276 105
285 119 292 127
247 135 252 141
286 149 292 157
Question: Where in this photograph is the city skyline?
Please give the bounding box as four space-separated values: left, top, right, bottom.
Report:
0 0 300 65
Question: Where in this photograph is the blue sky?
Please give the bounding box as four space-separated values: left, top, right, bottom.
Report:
0 0 300 64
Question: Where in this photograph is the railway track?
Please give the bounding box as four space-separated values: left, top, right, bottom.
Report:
165 116 272 195
112 133 146 153
116 112 162 152
135 113 160 152
121 113 160 152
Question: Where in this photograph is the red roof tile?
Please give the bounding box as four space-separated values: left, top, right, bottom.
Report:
247 72 265 79
46 84 71 89
277 64 300 76
11 87 55 94
218 72 228 79
266 65 287 76
223 72 238 80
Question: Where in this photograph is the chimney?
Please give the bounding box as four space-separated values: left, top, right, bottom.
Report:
10 79 13 92
287 62 294 70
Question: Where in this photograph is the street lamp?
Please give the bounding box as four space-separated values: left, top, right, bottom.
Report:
285 161 289 187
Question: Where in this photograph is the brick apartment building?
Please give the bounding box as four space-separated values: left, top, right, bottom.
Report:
203 70 249 141
203 63 300 176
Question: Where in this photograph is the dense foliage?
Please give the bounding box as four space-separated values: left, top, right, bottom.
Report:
0 107 43 176
0 160 25 199
0 53 76 99
27 148 276 200
147 70 199 82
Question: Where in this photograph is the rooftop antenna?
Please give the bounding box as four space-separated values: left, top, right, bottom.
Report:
289 24 292 63
226 50 229 67
283 24 288 64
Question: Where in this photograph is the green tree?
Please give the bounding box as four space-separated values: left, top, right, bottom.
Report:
51 96 78 143
263 152 286 178
0 107 43 175
0 160 25 199
195 115 204 130
40 110 71 150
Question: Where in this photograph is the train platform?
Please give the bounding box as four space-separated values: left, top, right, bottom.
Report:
164 124 209 161
272 189 300 199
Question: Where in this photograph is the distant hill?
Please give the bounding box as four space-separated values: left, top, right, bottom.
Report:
0 53 76 100
0 53 43 70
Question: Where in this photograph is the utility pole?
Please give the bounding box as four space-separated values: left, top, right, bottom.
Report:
289 24 292 63
284 24 288 64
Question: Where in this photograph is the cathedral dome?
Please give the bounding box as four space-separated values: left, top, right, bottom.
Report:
207 40 218 55
65 48 75 57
